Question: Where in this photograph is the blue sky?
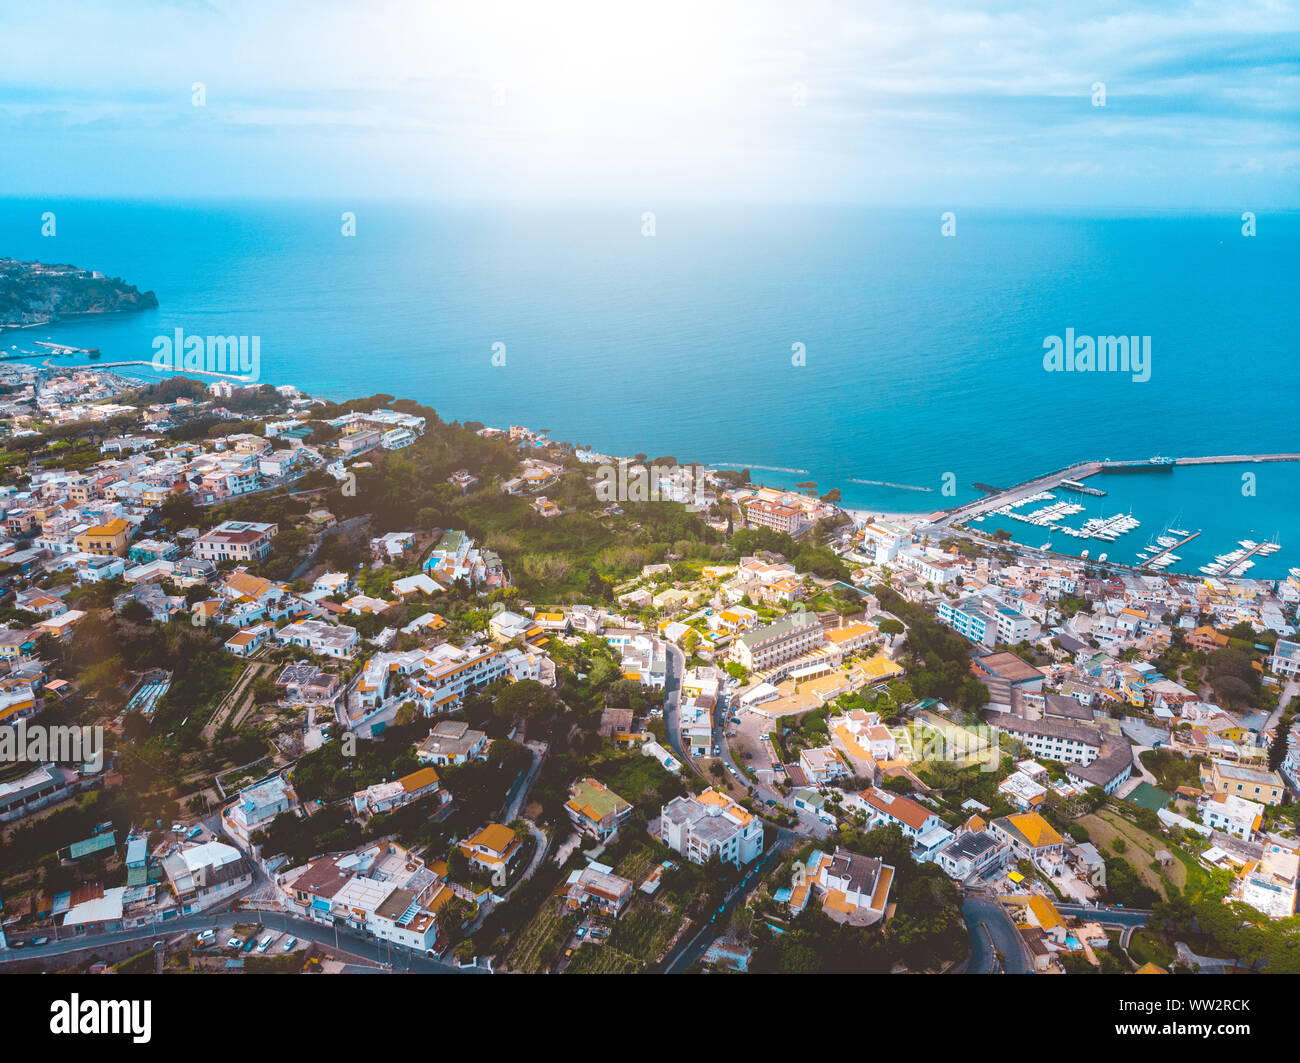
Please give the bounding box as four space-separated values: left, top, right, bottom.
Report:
1 0 1297 205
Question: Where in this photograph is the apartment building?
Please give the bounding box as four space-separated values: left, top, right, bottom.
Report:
74 517 130 556
1198 792 1264 840
745 499 808 536
660 789 764 868
1206 759 1286 806
733 612 824 674
194 520 278 562
995 715 1103 767
1270 639 1300 679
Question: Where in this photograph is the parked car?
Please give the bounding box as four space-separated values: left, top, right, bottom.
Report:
196 930 216 945
282 936 299 951
256 934 274 953
226 937 242 949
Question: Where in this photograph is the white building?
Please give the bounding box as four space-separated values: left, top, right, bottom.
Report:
660 790 764 868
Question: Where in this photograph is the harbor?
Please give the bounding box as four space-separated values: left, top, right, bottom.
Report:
934 454 1300 579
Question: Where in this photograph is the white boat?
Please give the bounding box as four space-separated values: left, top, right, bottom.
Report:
1098 553 1108 562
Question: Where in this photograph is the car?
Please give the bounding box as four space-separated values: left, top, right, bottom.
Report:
712 746 720 756
227 937 242 949
242 937 258 953
171 822 186 833
282 936 298 951
727 766 738 776
196 930 216 945
564 948 573 958
575 927 587 939
256 934 274 953
31 937 49 946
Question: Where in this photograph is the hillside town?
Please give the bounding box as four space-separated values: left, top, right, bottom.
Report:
1 365 1298 977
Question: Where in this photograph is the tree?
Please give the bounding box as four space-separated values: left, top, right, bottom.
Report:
1270 714 1293 772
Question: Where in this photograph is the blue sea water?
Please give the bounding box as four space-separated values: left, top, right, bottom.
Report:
1 199 1296 572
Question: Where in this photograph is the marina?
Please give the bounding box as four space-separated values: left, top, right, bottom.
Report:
938 454 1300 579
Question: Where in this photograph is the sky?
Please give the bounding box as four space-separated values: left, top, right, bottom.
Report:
0 0 1297 206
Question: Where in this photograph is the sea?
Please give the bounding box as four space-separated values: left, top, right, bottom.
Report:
2 199 1297 576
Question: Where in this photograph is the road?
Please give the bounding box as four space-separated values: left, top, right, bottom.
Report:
662 835 789 973
1057 903 1150 928
0 908 480 973
961 894 1032 974
502 740 548 822
664 640 822 836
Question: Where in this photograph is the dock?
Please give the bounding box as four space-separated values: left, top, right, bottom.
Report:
1059 478 1105 497
1221 540 1272 577
1142 531 1200 568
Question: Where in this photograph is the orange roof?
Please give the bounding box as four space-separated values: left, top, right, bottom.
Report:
466 822 516 855
1026 893 1062 930
1005 812 1064 849
399 766 440 792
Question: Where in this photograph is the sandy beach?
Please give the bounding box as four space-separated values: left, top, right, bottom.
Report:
841 507 942 527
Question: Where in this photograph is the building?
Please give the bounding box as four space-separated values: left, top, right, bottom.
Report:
989 812 1066 863
999 771 1048 811
274 618 359 659
1206 759 1285 807
1064 743 1136 795
800 847 894 925
995 715 1103 766
74 517 130 556
351 766 443 817
193 520 278 562
1199 792 1264 840
1232 850 1298 919
415 720 489 767
853 788 952 860
935 830 1006 882
799 745 849 786
745 499 809 536
1269 639 1300 679
223 775 298 848
160 840 253 912
278 841 448 954
660 790 764 868
459 823 523 884
733 612 824 674
565 778 633 840
565 865 634 917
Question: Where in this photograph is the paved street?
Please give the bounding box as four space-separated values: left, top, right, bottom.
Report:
961 894 1032 974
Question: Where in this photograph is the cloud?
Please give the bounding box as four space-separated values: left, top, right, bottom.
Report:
0 0 1296 203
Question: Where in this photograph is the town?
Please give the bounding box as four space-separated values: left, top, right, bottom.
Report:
0 361 1298 977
